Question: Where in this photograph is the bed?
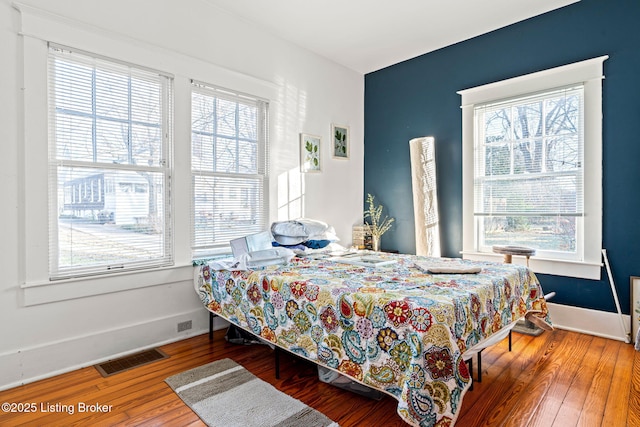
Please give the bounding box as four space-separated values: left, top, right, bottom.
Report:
194 252 552 426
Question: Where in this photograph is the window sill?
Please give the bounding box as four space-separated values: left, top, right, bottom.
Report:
192 251 233 265
461 251 602 280
21 264 195 306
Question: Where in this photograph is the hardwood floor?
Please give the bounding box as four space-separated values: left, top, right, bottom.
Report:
0 328 638 426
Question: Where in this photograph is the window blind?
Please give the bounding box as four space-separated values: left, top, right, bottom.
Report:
474 85 584 216
48 44 174 279
473 85 584 253
190 81 269 257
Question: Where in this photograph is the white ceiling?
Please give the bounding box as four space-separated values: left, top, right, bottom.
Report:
204 0 578 74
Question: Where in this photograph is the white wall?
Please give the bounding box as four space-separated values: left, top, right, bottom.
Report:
0 0 364 389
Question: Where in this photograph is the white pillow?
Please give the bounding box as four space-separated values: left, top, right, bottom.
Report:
271 220 308 245
270 218 339 245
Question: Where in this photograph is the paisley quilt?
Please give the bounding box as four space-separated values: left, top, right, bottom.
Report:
195 253 551 426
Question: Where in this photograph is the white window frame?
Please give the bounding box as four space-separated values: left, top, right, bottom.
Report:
47 44 174 280
18 13 190 306
458 56 608 279
190 81 269 258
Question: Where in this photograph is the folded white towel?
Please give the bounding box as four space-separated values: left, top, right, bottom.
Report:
414 261 481 274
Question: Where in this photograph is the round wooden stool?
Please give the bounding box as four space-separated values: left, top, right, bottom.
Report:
492 245 536 266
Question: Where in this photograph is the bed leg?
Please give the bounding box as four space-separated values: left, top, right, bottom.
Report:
466 358 473 391
275 347 281 379
209 312 215 341
477 351 482 383
508 330 512 351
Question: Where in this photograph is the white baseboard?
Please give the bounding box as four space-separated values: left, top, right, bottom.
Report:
546 302 632 343
0 309 228 391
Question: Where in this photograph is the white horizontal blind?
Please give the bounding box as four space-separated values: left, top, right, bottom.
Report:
191 81 269 257
48 44 174 279
474 85 584 254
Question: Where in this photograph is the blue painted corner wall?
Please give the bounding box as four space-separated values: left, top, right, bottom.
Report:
364 0 640 314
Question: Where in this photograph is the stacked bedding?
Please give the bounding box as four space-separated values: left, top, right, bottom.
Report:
270 218 339 249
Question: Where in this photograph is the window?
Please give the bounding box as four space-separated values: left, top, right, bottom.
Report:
190 81 269 258
459 56 607 279
48 45 173 279
474 85 584 259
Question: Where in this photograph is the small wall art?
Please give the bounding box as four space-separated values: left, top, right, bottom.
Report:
331 124 349 159
300 133 321 172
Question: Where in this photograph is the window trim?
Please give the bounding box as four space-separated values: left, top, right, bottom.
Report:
21 263 194 306
47 44 175 280
458 56 608 279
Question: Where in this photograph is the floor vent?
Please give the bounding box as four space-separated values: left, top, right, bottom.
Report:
94 348 169 377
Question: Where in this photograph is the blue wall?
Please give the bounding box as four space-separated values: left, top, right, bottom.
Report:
364 0 640 313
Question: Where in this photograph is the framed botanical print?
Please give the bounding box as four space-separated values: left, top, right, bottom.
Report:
331 124 349 159
300 133 321 172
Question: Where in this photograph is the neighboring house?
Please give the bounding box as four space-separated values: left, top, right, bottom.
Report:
63 172 153 225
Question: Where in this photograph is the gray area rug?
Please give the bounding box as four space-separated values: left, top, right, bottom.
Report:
165 358 340 427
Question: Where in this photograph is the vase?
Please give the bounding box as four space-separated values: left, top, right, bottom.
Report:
372 235 380 252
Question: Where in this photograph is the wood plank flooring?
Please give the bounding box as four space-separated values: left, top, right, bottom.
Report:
0 328 638 426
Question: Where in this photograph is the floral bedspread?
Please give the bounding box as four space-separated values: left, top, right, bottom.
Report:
195 253 551 426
